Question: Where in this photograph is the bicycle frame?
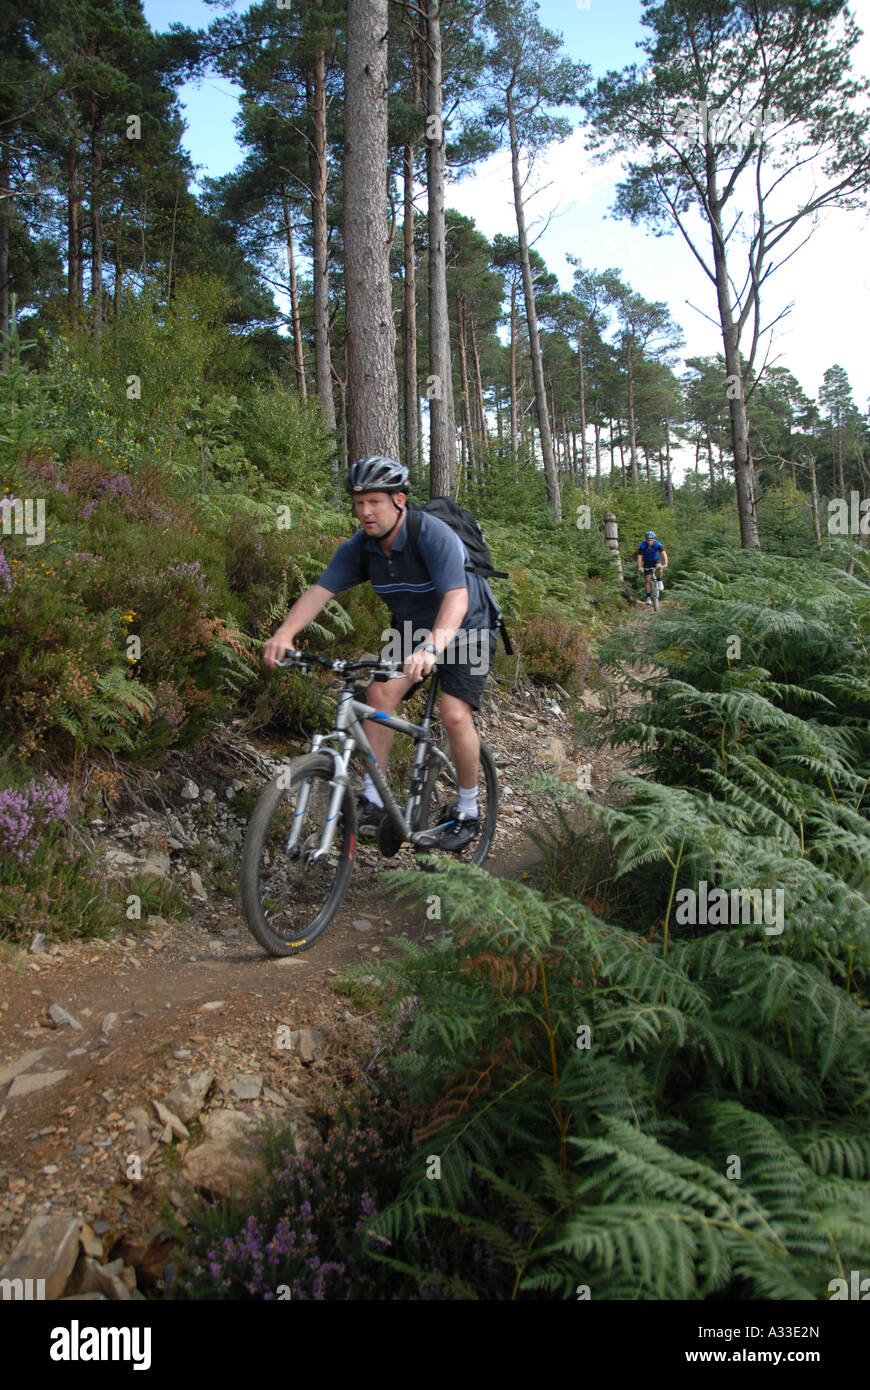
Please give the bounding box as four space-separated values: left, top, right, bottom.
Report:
282 670 452 863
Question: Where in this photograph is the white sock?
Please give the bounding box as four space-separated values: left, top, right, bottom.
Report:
363 774 384 807
457 784 478 818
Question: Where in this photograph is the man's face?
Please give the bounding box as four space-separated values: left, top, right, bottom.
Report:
352 489 405 534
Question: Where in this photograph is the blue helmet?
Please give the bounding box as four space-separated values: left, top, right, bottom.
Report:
645 530 656 539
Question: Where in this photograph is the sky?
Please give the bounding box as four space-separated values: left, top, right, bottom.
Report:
142 0 870 419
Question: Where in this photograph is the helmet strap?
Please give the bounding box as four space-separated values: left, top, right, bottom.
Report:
372 498 405 545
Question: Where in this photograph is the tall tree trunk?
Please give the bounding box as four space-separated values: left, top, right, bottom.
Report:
507 90 561 521
308 18 336 431
0 142 9 364
402 140 418 472
509 279 519 462
577 331 588 494
456 288 475 481
402 32 421 475
344 0 399 460
809 457 822 543
113 233 122 333
67 140 81 329
469 314 486 441
709 199 760 548
547 377 559 467
626 349 639 479
425 0 456 495
333 366 348 477
665 420 674 507
166 192 179 301
139 193 147 277
89 97 103 342
594 419 601 482
281 190 307 399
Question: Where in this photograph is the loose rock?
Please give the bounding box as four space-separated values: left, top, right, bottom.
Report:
141 851 171 879
288 1028 324 1064
152 1101 189 1141
183 1109 258 1199
228 1074 262 1101
48 1003 82 1030
0 1213 81 1300
0 1049 47 1090
7 1070 70 1098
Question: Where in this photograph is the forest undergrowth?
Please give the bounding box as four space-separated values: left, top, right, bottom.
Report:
172 544 870 1300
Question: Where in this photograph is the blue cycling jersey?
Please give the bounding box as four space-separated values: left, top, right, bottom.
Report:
638 538 664 566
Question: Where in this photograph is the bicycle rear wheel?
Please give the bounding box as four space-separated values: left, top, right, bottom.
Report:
415 738 499 868
240 754 356 955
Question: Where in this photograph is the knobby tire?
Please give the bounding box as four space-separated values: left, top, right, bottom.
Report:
240 754 356 956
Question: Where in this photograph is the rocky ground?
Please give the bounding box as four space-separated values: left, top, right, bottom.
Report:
0 655 645 1301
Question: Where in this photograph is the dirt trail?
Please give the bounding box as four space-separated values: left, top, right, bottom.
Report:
0 656 644 1282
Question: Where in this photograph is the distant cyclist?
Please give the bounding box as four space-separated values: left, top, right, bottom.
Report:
636 530 668 604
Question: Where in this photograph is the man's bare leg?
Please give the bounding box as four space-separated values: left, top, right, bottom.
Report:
363 673 415 771
440 692 479 790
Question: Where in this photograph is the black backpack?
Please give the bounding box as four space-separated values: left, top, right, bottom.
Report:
411 497 507 582
362 497 514 653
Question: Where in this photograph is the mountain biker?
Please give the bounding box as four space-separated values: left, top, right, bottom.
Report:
262 455 498 852
636 530 668 604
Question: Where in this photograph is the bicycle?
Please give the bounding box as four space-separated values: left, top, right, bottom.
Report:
642 564 663 611
240 648 499 956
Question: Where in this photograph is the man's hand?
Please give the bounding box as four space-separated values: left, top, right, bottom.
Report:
263 623 297 668
403 646 437 683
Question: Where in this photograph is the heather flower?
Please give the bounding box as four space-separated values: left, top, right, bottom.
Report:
0 549 12 592
167 559 211 593
0 776 70 865
97 474 133 497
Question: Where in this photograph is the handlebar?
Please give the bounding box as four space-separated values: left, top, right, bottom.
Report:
275 648 407 681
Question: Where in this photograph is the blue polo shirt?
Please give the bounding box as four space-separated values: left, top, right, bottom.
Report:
317 511 495 636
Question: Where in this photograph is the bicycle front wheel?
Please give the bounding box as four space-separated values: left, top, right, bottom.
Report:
416 738 499 868
240 754 356 956
649 576 659 611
